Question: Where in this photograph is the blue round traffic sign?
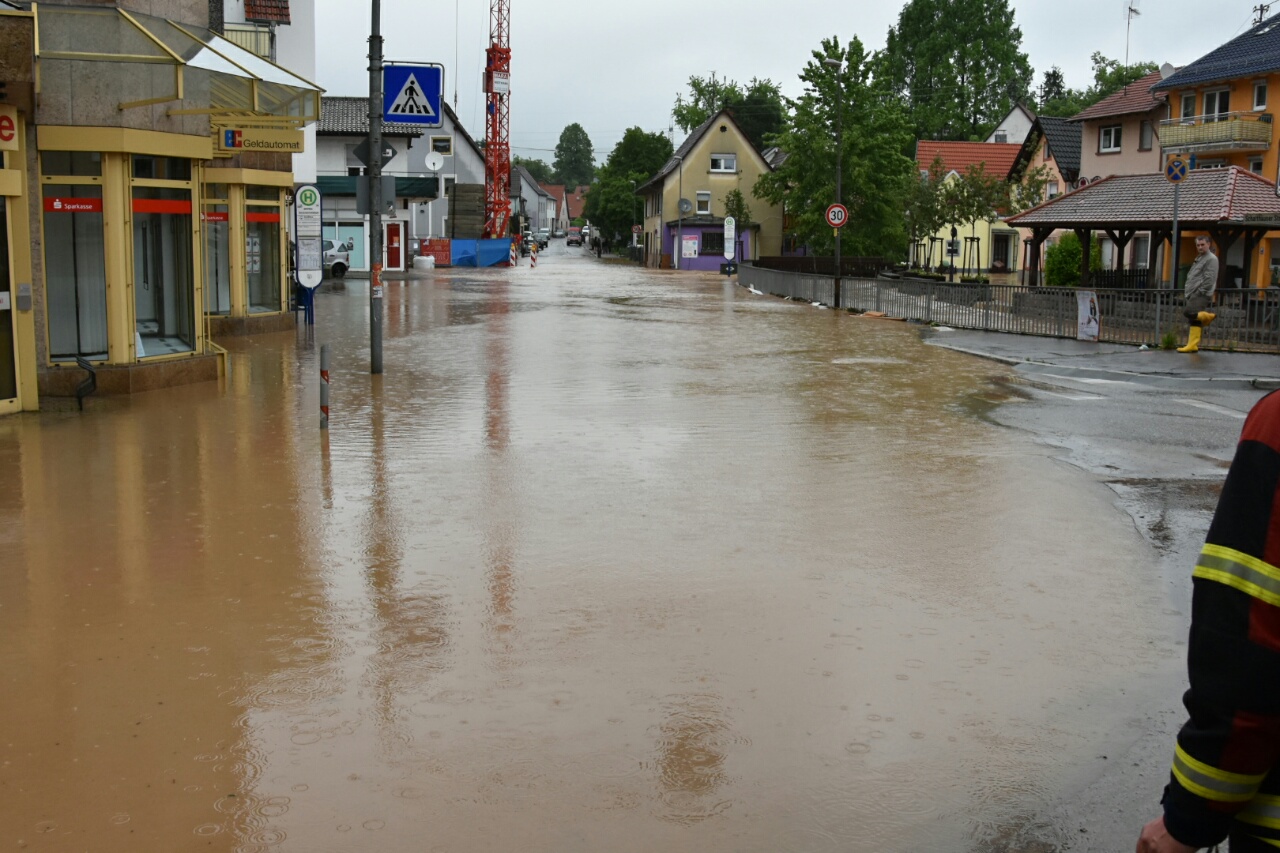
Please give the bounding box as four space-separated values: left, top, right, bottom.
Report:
1166 158 1187 183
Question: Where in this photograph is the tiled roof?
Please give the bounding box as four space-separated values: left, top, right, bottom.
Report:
1006 166 1280 227
1072 70 1166 121
914 140 1022 177
244 0 290 24
638 110 768 192
1154 13 1280 91
512 165 551 197
318 96 424 137
1039 117 1082 179
540 183 567 211
567 185 588 220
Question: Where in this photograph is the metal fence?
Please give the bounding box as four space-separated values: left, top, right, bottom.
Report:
739 264 1280 353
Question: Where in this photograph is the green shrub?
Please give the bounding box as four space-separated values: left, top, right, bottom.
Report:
1160 330 1178 350
1044 233 1103 287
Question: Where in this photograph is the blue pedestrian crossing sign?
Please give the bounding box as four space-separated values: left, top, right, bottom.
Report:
383 63 443 127
1166 158 1187 183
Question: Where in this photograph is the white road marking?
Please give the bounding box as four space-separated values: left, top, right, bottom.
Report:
1175 398 1247 419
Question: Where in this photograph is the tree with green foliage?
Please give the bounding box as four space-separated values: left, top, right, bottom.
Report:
553 123 595 187
755 36 916 258
672 75 787 151
939 164 1008 273
1044 231 1103 286
583 127 673 246
1038 53 1159 118
1007 162 1052 215
878 0 1034 141
904 155 948 267
512 156 554 184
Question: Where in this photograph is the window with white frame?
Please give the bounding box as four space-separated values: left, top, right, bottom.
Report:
696 191 711 215
993 131 1008 143
1205 89 1230 121
1181 93 1196 120
1256 81 1269 110
1047 180 1060 199
1251 158 1265 174
710 153 736 173
1099 125 1122 153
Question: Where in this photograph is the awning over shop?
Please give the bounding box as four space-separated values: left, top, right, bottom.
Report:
35 5 321 125
1004 166 1280 286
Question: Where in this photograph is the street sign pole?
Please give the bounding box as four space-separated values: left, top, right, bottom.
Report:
367 0 384 374
1166 157 1186 295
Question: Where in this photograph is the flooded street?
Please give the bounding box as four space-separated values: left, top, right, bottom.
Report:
0 252 1176 852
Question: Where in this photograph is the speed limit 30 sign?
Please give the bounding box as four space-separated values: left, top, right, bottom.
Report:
825 203 849 229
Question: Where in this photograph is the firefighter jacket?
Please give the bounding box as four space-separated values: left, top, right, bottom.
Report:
1163 390 1280 849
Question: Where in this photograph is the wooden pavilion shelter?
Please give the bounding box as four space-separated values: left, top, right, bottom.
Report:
1005 166 1280 288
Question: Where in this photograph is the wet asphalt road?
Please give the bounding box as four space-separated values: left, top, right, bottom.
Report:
0 239 1243 852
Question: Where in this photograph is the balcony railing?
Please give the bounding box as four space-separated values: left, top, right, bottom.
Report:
1160 111 1272 153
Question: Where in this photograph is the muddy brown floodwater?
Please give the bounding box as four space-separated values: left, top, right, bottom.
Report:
0 255 1171 852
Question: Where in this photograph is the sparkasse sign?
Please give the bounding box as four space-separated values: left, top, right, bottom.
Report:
217 127 305 154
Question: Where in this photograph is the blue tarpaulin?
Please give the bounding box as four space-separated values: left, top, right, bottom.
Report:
451 239 511 268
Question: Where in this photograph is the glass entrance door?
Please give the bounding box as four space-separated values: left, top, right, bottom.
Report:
132 188 194 356
0 199 14 404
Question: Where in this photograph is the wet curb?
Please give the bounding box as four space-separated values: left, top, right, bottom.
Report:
926 340 1280 391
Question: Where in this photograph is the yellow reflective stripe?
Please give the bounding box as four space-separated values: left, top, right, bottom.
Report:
1172 744 1265 803
1194 544 1280 608
1240 795 1280 830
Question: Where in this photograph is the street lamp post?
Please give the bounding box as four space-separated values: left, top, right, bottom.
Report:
824 56 844 307
676 154 684 270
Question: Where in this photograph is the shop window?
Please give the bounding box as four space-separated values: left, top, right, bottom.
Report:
41 151 101 177
203 204 230 315
701 232 725 255
132 187 194 356
0 200 13 401
43 185 108 359
132 156 191 181
246 209 281 313
246 185 280 202
204 184 229 202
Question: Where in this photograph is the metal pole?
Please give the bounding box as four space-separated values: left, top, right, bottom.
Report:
1171 180 1181 292
676 155 683 270
833 65 843 307
320 344 331 430
368 0 384 374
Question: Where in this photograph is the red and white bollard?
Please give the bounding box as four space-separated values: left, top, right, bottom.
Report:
531 242 538 268
509 238 518 266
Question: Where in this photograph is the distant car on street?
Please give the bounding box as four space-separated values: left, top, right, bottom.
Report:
536 229 550 248
553 228 566 238
323 239 350 278
566 227 582 247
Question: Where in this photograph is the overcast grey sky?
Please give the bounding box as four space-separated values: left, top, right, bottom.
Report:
315 0 1264 164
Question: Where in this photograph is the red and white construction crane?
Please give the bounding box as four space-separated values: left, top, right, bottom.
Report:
483 0 511 238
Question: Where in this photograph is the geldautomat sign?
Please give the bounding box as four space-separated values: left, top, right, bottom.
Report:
217 128 305 154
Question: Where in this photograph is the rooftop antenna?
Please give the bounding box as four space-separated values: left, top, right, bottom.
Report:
1256 3 1274 24
1125 0 1141 71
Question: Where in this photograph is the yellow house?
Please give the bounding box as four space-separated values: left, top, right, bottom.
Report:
636 109 783 271
1151 13 1280 287
913 140 1023 276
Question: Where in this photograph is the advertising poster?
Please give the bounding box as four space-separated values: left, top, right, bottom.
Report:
682 235 699 259
1077 290 1100 342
